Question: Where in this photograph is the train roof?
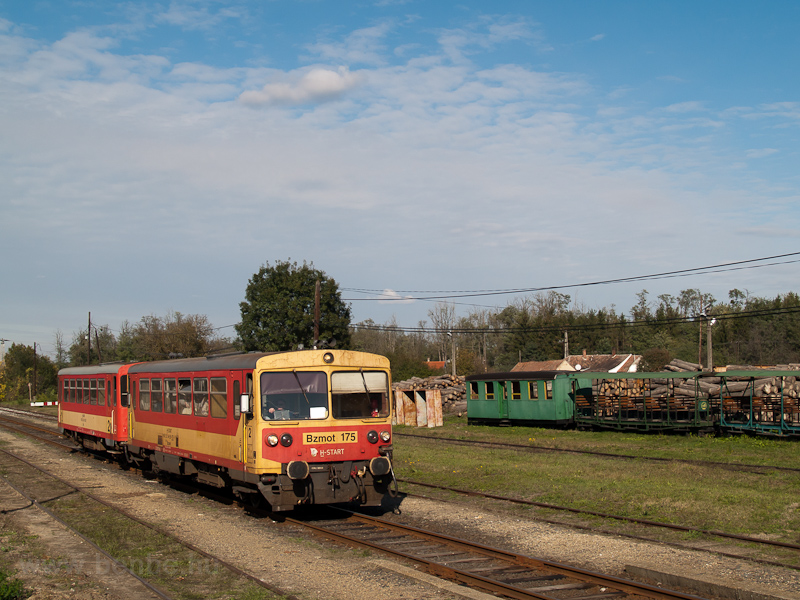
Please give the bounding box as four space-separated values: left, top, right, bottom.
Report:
128 352 275 374
59 363 131 376
465 370 568 382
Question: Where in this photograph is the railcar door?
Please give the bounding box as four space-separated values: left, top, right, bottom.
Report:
243 373 257 468
491 380 509 421
230 372 245 464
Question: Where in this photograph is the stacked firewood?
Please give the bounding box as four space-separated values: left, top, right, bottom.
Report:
392 374 466 405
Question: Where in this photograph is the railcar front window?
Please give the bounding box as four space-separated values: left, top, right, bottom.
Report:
331 371 389 419
260 371 327 420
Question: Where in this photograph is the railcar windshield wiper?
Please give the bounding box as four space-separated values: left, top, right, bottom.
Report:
359 368 371 398
292 370 311 405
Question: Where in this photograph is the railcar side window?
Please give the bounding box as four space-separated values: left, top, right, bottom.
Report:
151 379 163 413
90 379 98 405
485 382 494 400
98 379 106 406
83 379 90 404
545 381 553 400
164 379 177 414
193 378 209 417
511 381 521 400
469 381 478 400
69 380 75 403
261 371 328 420
139 379 151 411
210 378 227 419
331 371 389 419
529 381 539 400
178 379 192 414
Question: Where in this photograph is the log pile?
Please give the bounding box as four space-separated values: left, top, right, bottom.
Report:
663 359 701 372
392 374 466 407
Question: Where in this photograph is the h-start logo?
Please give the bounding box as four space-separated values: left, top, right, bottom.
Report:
310 447 318 457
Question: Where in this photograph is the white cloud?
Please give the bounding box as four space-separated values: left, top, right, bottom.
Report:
378 290 416 304
2 13 799 344
307 24 392 66
746 148 779 158
238 66 363 106
664 101 706 113
154 2 244 30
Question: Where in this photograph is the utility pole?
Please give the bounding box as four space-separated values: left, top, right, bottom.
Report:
33 343 37 401
95 328 103 363
707 318 716 371
313 280 321 345
87 312 92 365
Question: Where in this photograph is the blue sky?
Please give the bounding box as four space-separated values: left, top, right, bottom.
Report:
1 0 799 358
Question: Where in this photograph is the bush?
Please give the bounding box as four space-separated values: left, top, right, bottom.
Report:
0 568 29 600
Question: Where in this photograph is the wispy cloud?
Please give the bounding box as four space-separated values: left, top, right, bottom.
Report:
746 148 779 158
378 290 416 304
238 66 363 106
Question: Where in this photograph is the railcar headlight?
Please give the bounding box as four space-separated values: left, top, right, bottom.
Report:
267 434 279 447
367 430 379 444
280 433 293 447
380 430 391 442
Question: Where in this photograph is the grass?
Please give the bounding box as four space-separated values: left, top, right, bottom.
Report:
393 418 800 547
0 568 28 600
50 495 279 600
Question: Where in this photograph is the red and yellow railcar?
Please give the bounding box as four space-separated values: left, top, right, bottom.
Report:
59 350 394 512
58 363 138 452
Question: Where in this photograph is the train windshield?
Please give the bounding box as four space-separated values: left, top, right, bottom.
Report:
260 371 328 420
331 371 390 419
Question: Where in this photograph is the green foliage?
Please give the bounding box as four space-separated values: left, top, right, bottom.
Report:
386 352 436 382
357 287 800 372
236 260 351 352
64 312 230 365
0 568 29 600
640 347 671 371
0 344 57 403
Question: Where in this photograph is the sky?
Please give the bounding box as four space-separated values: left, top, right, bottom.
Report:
1 0 799 359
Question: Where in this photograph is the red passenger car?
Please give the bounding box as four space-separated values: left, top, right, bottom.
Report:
58 363 138 453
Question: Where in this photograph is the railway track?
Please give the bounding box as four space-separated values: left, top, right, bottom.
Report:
398 478 800 572
0 409 722 600
0 444 298 600
0 412 75 451
394 432 800 475
292 509 708 600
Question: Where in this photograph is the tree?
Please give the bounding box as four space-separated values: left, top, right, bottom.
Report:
0 343 57 403
236 260 351 352
116 312 220 361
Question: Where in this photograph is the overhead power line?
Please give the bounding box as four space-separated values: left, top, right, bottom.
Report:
342 251 800 302
351 304 800 335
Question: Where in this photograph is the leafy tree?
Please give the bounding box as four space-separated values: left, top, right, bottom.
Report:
68 324 118 365
116 312 223 361
237 260 351 351
0 343 57 403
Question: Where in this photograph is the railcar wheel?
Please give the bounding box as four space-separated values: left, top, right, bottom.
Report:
249 490 267 509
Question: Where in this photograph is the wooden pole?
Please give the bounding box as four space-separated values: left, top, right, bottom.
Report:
314 280 321 345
